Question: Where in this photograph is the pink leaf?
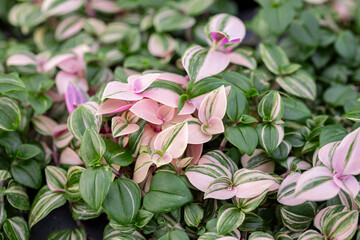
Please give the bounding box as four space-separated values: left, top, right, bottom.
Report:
152 152 173 167
201 117 224 135
7 53 36 66
59 147 83 165
43 53 75 72
158 72 188 88
228 52 255 69
198 86 227 124
277 172 306 206
318 141 341 170
186 144 203 165
142 88 180 108
130 99 163 125
333 174 360 198
195 50 229 82
112 116 140 137
97 99 132 115
156 105 175 122
65 83 88 114
129 73 160 93
187 117 212 144
102 81 142 101
133 153 153 183
204 177 237 200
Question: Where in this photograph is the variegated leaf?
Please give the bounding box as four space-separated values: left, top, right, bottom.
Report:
80 128 106 166
204 176 236 200
103 224 145 240
257 91 283 122
32 115 58 136
280 202 317 232
314 205 347 232
42 0 84 16
323 210 358 240
0 97 21 131
297 230 322 240
182 45 229 83
84 18 106 36
148 33 176 58
241 149 274 173
276 70 316 101
71 201 101 220
67 101 102 140
65 166 84 202
259 43 290 75
5 180 30 210
0 170 11 182
229 49 257 69
249 231 274 240
277 172 306 206
216 205 245 235
47 228 86 240
233 168 277 199
3 217 29 240
184 203 204 227
257 124 284 154
0 73 26 93
0 203 6 226
45 166 67 191
153 9 195 32
28 186 66 228
8 3 45 33
236 190 268 213
328 190 358 210
100 22 130 44
55 15 85 41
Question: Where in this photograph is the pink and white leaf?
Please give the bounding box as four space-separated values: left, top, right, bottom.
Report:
277 172 306 206
102 81 142 101
130 99 163 125
112 116 139 137
204 176 237 200
97 99 132 115
59 147 83 165
198 86 227 124
32 115 58 136
128 73 160 93
133 153 153 183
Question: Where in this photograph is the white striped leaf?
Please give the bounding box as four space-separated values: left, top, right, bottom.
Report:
102 178 141 225
7 52 38 74
344 105 360 121
179 0 214 16
258 91 284 122
259 43 290 75
280 202 317 232
204 176 235 199
103 224 145 240
276 70 316 101
182 45 229 83
257 124 284 154
65 166 84 202
100 22 130 44
314 205 347 232
134 210 154 228
84 18 106 36
0 203 7 226
32 115 58 136
28 186 66 228
154 9 195 32
298 230 322 240
275 232 292 240
8 3 45 33
80 128 106 166
47 228 86 240
42 0 83 16
216 205 245 235
271 140 291 162
249 231 274 240
0 97 21 131
109 219 135 233
277 172 305 206
70 201 101 220
79 166 112 211
3 217 29 240
5 180 30 210
233 168 277 199
0 170 11 182
323 210 358 240
45 166 67 191
229 49 257 69
67 101 102 140
184 203 204 227
328 190 357 210
236 190 268 213
0 73 26 93
55 15 85 41
128 120 147 155
148 33 176 58
241 149 274 173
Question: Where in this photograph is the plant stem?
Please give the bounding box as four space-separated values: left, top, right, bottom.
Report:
52 144 59 166
219 137 228 151
241 231 247 240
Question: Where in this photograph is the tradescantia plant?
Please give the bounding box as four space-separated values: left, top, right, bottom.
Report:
1 0 360 239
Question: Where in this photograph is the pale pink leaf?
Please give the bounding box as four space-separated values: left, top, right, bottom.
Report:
195 50 229 82
198 85 227 123
142 88 179 107
130 99 162 125
133 153 153 183
102 81 142 101
318 141 340 170
129 73 161 93
333 174 360 198
97 99 132 115
60 147 83 165
204 177 237 200
156 105 175 122
201 117 224 135
277 172 306 206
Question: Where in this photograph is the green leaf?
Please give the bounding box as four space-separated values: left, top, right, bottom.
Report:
0 73 25 93
102 178 141 225
159 229 190 240
276 70 316 101
184 203 204 227
71 200 101 220
335 30 358 61
65 166 84 202
280 202 317 232
0 97 21 131
187 77 225 98
225 125 258 155
27 93 52 115
128 120 146 154
143 172 193 213
323 85 358 107
260 4 295 35
45 166 67 191
21 73 53 93
344 105 360 121
289 11 319 47
134 210 154 228
5 180 30 210
154 9 195 32
0 203 6 226
11 160 42 189
259 43 289 75
222 72 252 95
283 98 311 120
249 232 274 240
28 186 66 228
0 170 12 182
239 212 265 232
217 205 245 235
3 217 29 240
103 139 133 166
16 144 41 160
319 125 348 147
257 124 284 154
47 228 86 240
226 88 249 122
80 128 106 166
80 166 112 211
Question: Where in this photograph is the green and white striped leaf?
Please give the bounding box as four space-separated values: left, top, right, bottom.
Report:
154 9 195 32
7 51 38 74
65 166 84 202
127 120 147 155
0 97 21 131
236 190 268 213
100 22 130 44
259 43 290 75
47 228 86 240
41 0 83 16
3 217 29 240
0 73 25 93
277 172 305 206
216 205 245 235
184 203 204 227
314 205 347 232
0 170 11 182
298 230 322 240
109 219 135 233
257 124 284 154
8 3 45 33
280 202 317 232
28 186 66 228
80 166 112 211
67 102 102 140
249 232 274 240
0 203 7 226
159 229 190 240
204 176 234 199
80 128 106 166
71 200 101 220
323 210 358 240
45 166 67 191
328 190 357 211
84 18 106 36
102 178 141 225
276 70 316 101
344 105 360 121
103 224 145 240
148 33 176 58
55 15 85 41
32 115 58 136
5 180 30 210
258 91 283 122
241 149 274 173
